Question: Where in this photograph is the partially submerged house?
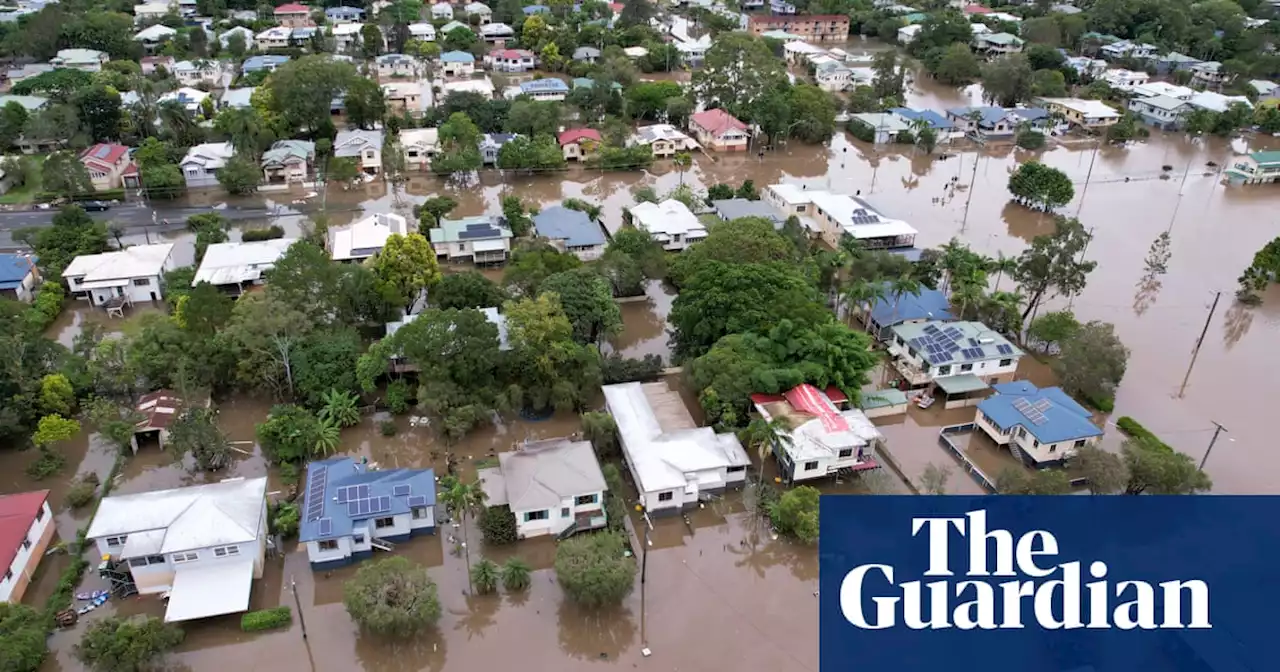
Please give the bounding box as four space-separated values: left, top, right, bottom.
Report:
859 284 953 340
86 477 269 623
689 108 750 152
626 199 705 252
333 129 384 175
62 243 176 309
429 216 513 264
298 457 436 569
710 199 786 228
531 205 607 261
193 239 298 294
886 320 1024 406
975 382 1103 469
131 389 181 451
477 438 607 540
603 382 748 516
180 142 235 189
629 124 698 158
260 139 315 184
751 384 881 483
0 252 39 303
0 490 54 603
328 213 409 262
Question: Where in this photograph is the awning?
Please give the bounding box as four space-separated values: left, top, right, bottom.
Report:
120 530 166 559
164 559 255 623
78 278 128 290
472 239 507 253
934 374 990 395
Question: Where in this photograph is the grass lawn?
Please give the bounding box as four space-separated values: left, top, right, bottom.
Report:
697 213 722 228
0 154 47 205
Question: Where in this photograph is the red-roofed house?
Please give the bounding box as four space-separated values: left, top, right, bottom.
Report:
558 128 601 161
132 389 182 452
962 4 992 14
80 143 141 191
0 490 54 603
689 109 750 152
274 3 313 28
751 384 881 484
484 48 536 72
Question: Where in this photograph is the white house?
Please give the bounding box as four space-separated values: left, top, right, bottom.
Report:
0 490 54 603
50 48 107 71
603 382 748 516
464 1 491 23
179 141 235 189
429 216 513 264
193 239 298 294
333 129 384 175
630 123 699 158
399 128 439 170
431 2 453 19
158 87 211 115
86 477 269 623
255 26 293 50
479 22 514 42
172 60 224 87
298 457 436 570
763 184 917 250
751 384 882 484
218 26 256 51
133 2 172 24
626 199 705 251
1102 68 1149 88
975 382 1103 469
331 22 363 53
408 22 436 41
134 24 177 48
886 320 1024 401
328 212 409 262
62 243 176 307
477 438 607 540
897 24 922 44
376 53 420 78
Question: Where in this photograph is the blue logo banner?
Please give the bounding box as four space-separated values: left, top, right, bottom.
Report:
819 495 1277 672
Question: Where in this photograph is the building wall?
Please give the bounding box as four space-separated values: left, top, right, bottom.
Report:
81 273 166 305
1012 425 1094 464
2 267 38 303
306 535 354 567
433 237 510 260
514 489 605 538
0 501 53 602
182 163 222 189
96 535 266 595
441 61 475 77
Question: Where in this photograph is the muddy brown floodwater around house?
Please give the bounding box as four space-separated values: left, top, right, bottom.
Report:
3 115 1280 670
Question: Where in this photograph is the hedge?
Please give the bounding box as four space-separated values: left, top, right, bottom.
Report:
1114 416 1172 453
241 225 285 242
241 606 292 632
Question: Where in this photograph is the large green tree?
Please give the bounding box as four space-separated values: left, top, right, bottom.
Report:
1007 161 1074 211
433 270 507 310
692 32 787 120
267 55 357 132
539 268 622 344
370 233 442 312
504 294 601 413
343 556 442 636
1012 216 1096 323
554 531 636 607
1053 320 1129 407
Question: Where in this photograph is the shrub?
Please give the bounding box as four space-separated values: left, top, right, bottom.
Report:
241 225 286 242
66 478 98 509
600 463 628 533
241 606 292 632
75 616 184 671
272 502 300 538
479 505 517 545
501 556 532 591
0 602 49 672
25 448 65 480
385 379 412 414
278 461 300 484
1115 416 1172 453
471 559 499 594
601 353 664 384
554 532 636 607
849 121 876 143
1083 393 1114 413
1015 129 1046 150
768 486 820 544
343 556 442 636
379 420 398 436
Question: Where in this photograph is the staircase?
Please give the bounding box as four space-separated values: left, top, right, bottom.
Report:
555 520 579 541
370 538 396 552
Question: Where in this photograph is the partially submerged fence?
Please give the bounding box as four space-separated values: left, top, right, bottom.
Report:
938 423 997 493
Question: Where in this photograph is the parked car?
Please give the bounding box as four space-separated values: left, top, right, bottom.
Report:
79 201 111 211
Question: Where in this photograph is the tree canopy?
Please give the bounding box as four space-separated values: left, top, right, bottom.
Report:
343 556 442 636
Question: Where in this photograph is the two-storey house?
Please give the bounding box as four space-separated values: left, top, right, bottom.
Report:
260 139 315 184
975 382 1103 469
689 108 749 151
328 213 409 262
62 243 176 306
273 2 313 28
630 124 699 158
886 320 1023 404
0 490 54 603
477 438 607 540
439 50 476 77
399 128 439 169
86 477 269 622
627 199 705 251
531 205 607 260
0 253 39 303
751 384 882 484
333 129 384 175
485 48 536 72
180 141 234 189
429 216 513 264
80 143 141 191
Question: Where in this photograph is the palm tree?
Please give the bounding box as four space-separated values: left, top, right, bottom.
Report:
158 99 198 147
313 419 341 456
471 558 500 594
988 252 1017 292
439 476 486 593
673 151 692 185
888 273 923 326
216 106 265 160
907 117 929 158
952 282 986 320
738 417 791 490
937 238 969 295
501 556 532 591
319 389 361 427
841 278 888 332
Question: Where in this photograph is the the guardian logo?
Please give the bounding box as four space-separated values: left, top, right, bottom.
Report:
839 509 1212 631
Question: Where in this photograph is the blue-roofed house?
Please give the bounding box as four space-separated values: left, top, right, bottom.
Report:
324 5 364 22
889 107 955 132
429 215 513 265
241 54 289 74
0 253 39 303
944 106 1023 139
298 457 437 570
1009 106 1050 130
439 50 475 77
523 4 549 14
516 77 569 101
975 382 1103 469
532 206 607 260
860 284 952 341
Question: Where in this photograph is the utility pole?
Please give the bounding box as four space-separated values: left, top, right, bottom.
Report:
1177 291 1221 398
639 517 652 651
960 150 980 231
1199 422 1228 471
1066 226 1096 311
1074 138 1101 218
291 576 308 639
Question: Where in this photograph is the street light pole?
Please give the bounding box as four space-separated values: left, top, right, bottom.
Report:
1199 422 1228 471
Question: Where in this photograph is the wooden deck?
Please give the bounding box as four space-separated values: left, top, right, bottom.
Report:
640 381 696 433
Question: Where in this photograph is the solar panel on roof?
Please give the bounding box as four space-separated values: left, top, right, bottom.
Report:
348 501 360 517
923 324 941 335
358 484 370 498
318 518 332 536
997 343 1013 355
393 484 411 496
944 327 962 339
407 495 428 507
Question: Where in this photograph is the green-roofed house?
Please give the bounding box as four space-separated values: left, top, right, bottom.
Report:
429 215 513 265
974 32 1024 56
1224 151 1280 185
887 320 1024 409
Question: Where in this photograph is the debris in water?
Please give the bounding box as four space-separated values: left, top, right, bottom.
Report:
642 648 652 657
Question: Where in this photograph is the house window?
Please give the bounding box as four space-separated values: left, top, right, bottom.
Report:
804 460 819 471
375 517 395 529
959 363 973 372
354 534 365 544
1074 439 1086 448
574 494 598 506
172 551 199 563
1017 427 1026 439
999 358 1013 367
146 555 165 565
796 205 806 212
838 448 854 458
129 557 149 568
317 540 338 551
212 545 240 557
561 507 570 517
35 507 43 521
1032 438 1039 447
105 535 128 547
3 570 11 581
524 510 548 522
1048 445 1056 453
457 243 465 252
727 465 746 473
937 365 951 376
411 507 429 520
133 278 149 286
657 491 673 502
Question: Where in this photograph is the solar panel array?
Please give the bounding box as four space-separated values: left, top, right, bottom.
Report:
318 517 332 536
393 484 412 496
849 208 881 225
1013 397 1050 425
458 223 501 240
306 467 327 522
407 495 428 507
996 344 1015 355
347 496 392 517
335 484 371 504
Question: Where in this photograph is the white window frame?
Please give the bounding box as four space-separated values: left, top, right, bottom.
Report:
212 545 240 557
105 535 128 547
172 551 199 563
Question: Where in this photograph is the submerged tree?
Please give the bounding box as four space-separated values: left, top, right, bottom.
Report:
1121 438 1212 495
996 467 1073 495
1012 217 1096 324
1053 320 1129 408
167 407 232 471
1007 161 1074 212
1236 235 1280 303
75 616 184 672
343 556 442 636
554 532 637 607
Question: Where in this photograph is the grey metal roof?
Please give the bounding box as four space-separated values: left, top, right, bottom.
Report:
532 206 607 248
486 438 607 511
711 199 785 227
